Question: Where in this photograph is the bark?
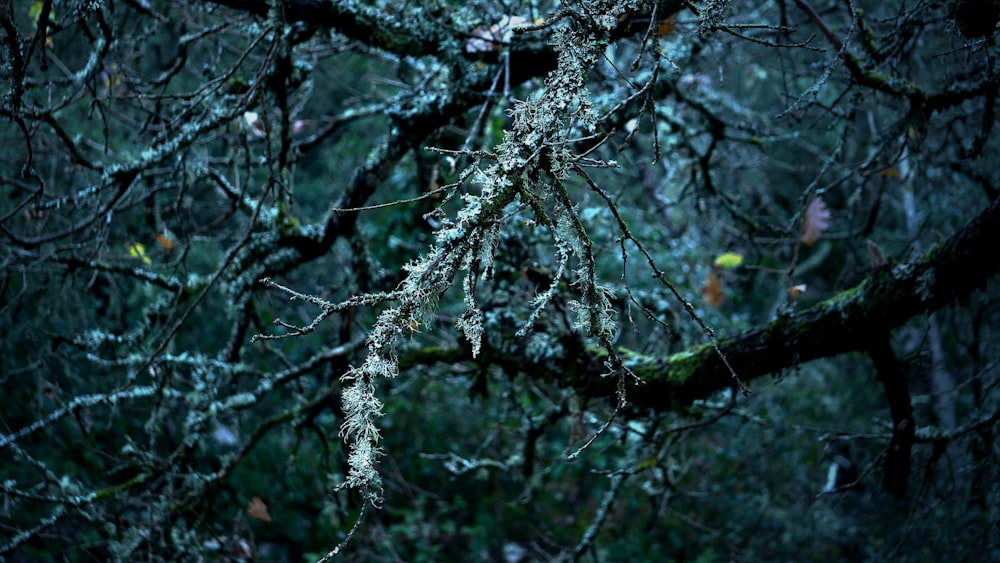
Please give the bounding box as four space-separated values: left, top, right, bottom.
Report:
404 195 1000 411
867 334 915 497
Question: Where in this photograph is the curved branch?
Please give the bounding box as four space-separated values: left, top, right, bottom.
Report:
405 196 1000 410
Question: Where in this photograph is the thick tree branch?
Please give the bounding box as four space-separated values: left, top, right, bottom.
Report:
574 195 1000 408
207 0 688 277
202 0 684 61
405 196 1000 410
203 0 454 57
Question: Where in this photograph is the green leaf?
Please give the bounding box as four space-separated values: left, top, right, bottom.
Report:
713 252 744 269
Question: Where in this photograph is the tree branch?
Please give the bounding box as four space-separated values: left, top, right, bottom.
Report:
867 333 915 497
404 196 1000 411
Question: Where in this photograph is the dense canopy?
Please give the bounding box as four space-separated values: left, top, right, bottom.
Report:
2 0 998 560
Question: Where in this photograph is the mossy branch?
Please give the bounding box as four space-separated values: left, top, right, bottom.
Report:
403 196 1000 411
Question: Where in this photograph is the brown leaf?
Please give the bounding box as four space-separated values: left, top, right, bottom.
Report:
155 232 175 251
789 284 807 301
658 17 676 36
800 197 831 245
701 272 725 307
866 240 886 267
247 497 271 522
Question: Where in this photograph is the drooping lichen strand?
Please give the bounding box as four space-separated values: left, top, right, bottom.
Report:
338 0 643 502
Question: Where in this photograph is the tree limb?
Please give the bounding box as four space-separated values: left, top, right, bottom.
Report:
404 196 1000 410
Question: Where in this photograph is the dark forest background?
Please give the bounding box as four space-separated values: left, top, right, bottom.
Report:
1 0 998 561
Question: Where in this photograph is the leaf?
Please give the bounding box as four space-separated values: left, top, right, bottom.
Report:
242 112 266 138
29 0 55 47
247 497 272 522
788 284 806 301
876 168 900 178
866 240 886 267
657 17 676 36
29 0 53 29
29 0 43 22
713 252 744 269
800 197 831 245
701 272 725 307
128 243 152 265
155 232 175 251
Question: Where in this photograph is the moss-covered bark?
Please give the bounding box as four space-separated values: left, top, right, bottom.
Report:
404 196 1000 411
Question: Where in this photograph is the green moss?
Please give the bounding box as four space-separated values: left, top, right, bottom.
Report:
611 343 714 386
661 343 712 384
817 278 868 312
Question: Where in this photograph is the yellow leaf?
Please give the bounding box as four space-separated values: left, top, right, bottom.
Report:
701 272 725 307
713 252 744 269
128 243 152 265
800 197 831 246
876 168 900 178
247 497 272 522
29 1 45 27
29 0 56 46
